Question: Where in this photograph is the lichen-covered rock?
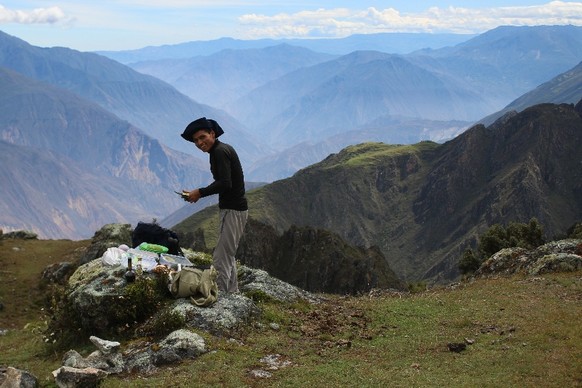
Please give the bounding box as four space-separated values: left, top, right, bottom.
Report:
238 265 321 304
0 366 38 388
42 262 75 285
152 329 206 365
529 253 582 275
170 293 260 336
67 259 128 333
475 247 529 276
52 366 107 388
67 255 320 336
123 329 206 374
475 239 582 278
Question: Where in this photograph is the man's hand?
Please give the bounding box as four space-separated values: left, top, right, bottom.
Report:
185 189 201 203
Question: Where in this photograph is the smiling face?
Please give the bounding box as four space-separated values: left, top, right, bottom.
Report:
192 128 216 152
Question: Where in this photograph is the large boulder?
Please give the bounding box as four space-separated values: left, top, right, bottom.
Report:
66 258 320 336
67 259 131 333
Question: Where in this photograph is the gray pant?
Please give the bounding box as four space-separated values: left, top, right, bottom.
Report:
213 209 248 293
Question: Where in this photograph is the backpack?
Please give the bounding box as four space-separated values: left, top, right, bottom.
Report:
132 221 182 256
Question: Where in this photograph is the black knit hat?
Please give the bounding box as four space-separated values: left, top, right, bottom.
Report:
181 117 224 142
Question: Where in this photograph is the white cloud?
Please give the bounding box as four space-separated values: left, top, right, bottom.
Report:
239 1 582 38
0 5 73 24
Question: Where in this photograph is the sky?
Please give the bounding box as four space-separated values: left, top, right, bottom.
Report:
1 1 581 52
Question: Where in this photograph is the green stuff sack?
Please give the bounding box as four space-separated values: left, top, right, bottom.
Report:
168 266 218 307
138 242 169 254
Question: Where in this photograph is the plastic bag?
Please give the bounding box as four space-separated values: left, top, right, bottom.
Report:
101 247 126 266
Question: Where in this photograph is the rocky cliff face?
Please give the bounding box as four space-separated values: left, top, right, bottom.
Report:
237 219 405 294
415 101 582 280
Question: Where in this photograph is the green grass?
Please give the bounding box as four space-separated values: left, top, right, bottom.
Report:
1 238 581 387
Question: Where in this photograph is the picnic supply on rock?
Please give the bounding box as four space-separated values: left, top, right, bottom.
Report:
125 249 158 272
135 256 143 276
124 257 136 283
168 265 218 307
138 242 169 254
159 253 193 270
132 221 182 256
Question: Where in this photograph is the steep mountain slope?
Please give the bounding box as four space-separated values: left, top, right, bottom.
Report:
129 44 335 109
176 101 582 283
0 67 210 238
0 31 263 163
0 141 147 238
408 25 582 110
479 61 582 125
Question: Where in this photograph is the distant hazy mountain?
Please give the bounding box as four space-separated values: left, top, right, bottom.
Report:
228 51 488 149
408 25 582 110
225 26 582 151
129 44 336 109
0 140 146 238
479 60 582 125
0 30 264 164
97 33 475 64
176 100 582 283
0 66 210 238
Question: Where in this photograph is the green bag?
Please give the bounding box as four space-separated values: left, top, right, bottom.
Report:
168 266 218 307
138 242 169 254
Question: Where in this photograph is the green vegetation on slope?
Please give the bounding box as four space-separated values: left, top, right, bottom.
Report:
0 238 580 387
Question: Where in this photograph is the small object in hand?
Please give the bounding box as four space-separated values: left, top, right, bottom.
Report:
174 190 190 200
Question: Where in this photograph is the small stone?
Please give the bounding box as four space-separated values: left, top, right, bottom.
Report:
447 342 467 353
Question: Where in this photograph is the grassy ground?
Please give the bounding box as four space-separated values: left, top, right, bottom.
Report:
1 238 581 387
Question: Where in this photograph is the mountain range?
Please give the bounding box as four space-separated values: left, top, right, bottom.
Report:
126 26 582 147
97 33 475 63
0 66 210 238
1 25 582 261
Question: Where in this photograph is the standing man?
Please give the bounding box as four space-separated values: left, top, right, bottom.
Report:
180 117 248 294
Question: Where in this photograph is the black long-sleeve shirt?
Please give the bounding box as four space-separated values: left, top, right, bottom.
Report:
199 140 248 211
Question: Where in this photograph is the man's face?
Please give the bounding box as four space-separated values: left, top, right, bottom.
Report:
192 129 216 152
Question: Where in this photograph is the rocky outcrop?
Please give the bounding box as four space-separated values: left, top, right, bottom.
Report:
0 230 38 240
238 220 406 294
27 222 323 386
50 330 207 384
474 239 582 277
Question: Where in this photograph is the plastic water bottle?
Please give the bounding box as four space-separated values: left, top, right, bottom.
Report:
136 257 143 276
